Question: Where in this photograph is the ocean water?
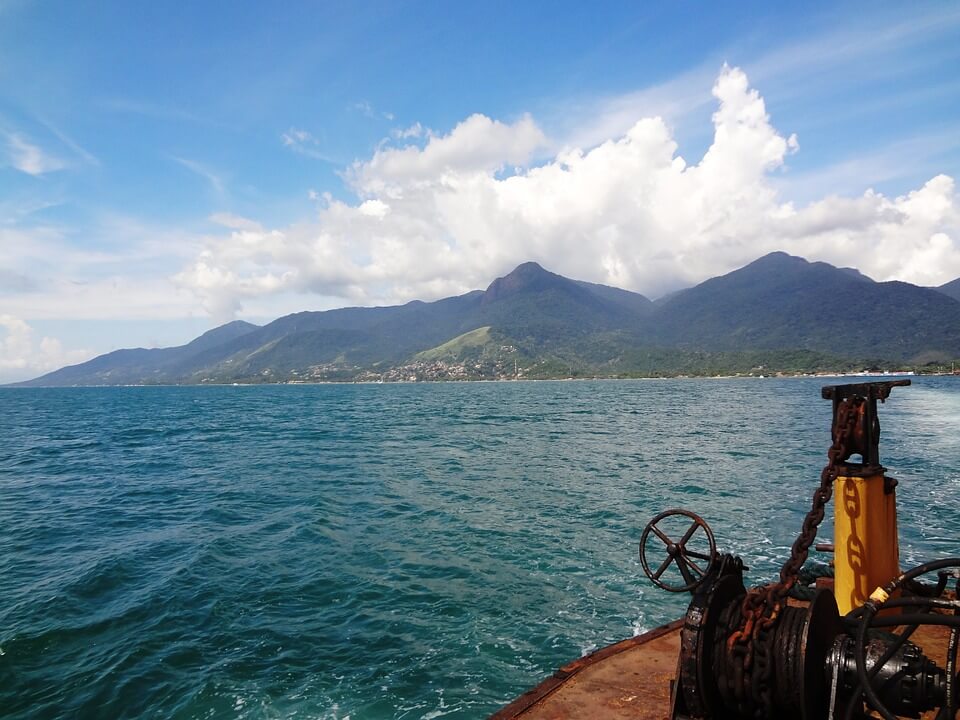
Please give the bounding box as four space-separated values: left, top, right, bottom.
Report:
2 377 958 719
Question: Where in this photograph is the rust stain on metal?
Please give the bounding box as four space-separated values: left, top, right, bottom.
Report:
489 620 682 720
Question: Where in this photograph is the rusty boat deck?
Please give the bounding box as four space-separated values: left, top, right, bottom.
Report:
491 609 954 720
490 620 682 720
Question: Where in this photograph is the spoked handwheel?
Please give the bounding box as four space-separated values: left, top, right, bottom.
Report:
640 509 717 592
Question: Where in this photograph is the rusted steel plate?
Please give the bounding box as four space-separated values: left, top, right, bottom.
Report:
488 620 683 720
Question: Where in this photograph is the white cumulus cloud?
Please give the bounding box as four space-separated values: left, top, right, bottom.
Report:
174 65 960 319
347 113 547 196
0 314 91 382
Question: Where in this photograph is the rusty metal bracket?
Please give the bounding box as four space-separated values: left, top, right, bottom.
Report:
821 379 910 470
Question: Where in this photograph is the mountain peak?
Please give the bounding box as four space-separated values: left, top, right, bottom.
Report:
741 251 872 284
200 319 258 336
182 319 260 354
500 261 550 282
513 260 546 272
482 262 563 303
747 251 808 269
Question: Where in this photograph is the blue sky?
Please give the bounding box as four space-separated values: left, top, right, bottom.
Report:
1 1 959 381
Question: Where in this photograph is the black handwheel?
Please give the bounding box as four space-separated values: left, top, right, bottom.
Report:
639 508 717 592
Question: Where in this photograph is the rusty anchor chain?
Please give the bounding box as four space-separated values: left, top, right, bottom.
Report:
725 394 864 718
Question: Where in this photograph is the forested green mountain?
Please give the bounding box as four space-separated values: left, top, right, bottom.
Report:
16 253 960 386
25 320 261 386
648 252 960 360
936 277 960 303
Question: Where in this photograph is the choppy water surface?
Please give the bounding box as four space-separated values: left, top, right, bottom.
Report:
2 378 958 719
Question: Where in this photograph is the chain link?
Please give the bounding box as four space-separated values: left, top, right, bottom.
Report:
726 395 863 718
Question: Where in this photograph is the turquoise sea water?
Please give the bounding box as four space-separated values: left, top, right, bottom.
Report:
2 378 959 719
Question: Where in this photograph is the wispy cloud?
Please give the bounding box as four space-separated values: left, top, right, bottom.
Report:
4 132 66 176
558 4 960 157
280 127 338 163
775 127 960 202
37 117 99 166
101 98 221 127
558 61 720 152
0 195 65 225
352 100 394 122
171 155 227 197
0 219 204 326
0 269 37 293
746 5 960 92
353 101 375 118
209 212 263 232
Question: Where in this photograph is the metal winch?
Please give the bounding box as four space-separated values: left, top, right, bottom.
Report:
640 381 960 719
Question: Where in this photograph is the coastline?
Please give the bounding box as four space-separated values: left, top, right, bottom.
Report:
4 369 948 389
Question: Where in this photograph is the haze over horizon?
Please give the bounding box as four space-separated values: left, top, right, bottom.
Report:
2 2 959 383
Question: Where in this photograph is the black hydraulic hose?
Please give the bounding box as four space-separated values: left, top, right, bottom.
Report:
842 684 862 720
856 603 899 720
862 596 960 612
885 558 960 593
865 614 960 629
855 558 960 720
940 578 959 720
843 597 958 633
938 627 958 720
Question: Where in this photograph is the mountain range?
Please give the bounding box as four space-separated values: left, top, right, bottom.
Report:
16 252 960 386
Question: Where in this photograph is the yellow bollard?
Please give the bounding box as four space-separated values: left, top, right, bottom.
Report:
822 380 908 615
833 472 900 615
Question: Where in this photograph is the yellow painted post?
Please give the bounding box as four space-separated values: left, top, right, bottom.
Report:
823 380 908 615
833 472 900 615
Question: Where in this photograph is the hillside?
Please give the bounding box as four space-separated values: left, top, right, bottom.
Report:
15 253 960 386
25 320 261 386
649 252 960 360
936 277 960 303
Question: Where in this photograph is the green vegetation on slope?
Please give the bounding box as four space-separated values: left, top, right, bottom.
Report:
415 326 493 361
